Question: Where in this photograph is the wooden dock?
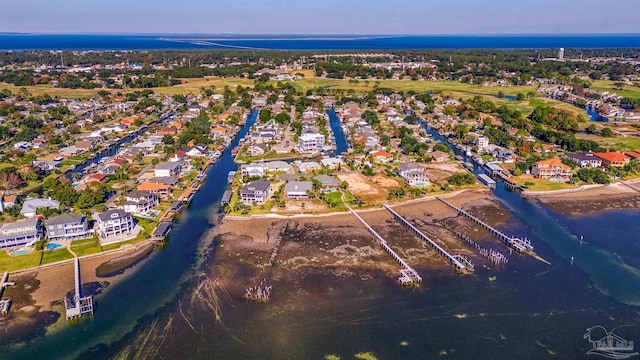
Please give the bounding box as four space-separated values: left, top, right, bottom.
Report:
65 257 93 320
621 181 640 194
1 272 15 316
346 205 422 285
435 197 533 253
383 205 473 273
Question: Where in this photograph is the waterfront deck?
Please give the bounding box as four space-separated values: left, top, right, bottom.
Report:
65 257 93 320
1 272 15 316
346 205 422 285
435 197 533 253
383 205 473 273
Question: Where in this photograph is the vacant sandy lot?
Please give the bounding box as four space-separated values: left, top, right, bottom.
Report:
337 172 387 201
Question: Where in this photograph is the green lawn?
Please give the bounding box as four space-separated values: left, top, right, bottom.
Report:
515 177 578 191
577 133 640 151
0 247 74 273
70 237 103 257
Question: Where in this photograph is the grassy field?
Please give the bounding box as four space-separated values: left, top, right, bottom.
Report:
515 177 578 192
0 247 74 273
591 80 640 100
577 133 640 151
70 237 103 257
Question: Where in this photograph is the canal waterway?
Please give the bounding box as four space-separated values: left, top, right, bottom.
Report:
5 109 640 359
327 109 349 155
2 109 259 360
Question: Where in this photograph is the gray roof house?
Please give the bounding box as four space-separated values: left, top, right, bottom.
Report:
265 160 292 173
0 217 43 248
284 181 313 199
314 174 340 190
94 209 135 240
46 213 92 241
154 160 184 177
21 198 61 218
240 180 271 205
398 162 429 187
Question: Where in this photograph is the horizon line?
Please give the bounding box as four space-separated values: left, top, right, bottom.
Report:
3 32 640 37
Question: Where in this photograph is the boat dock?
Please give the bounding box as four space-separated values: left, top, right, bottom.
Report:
346 205 422 285
221 190 233 206
65 257 94 320
435 197 533 253
1 272 15 316
151 222 172 241
383 205 473 273
477 174 496 189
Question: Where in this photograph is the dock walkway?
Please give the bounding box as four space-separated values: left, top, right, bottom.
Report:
1 272 15 315
65 257 94 320
621 181 640 194
383 205 472 273
346 205 422 285
435 197 533 253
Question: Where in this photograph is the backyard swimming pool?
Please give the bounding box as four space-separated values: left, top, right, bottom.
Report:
47 243 62 250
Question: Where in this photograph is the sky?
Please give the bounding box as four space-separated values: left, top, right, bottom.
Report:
1 0 640 35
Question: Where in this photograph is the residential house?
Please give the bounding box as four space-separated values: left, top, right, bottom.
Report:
284 181 312 199
75 139 95 151
320 157 343 170
136 182 172 195
85 173 109 185
240 163 266 177
563 152 602 168
298 132 325 152
240 180 271 205
0 192 18 213
313 174 340 192
398 162 429 186
46 213 92 241
248 144 267 156
430 151 451 162
476 136 489 150
264 161 292 173
20 197 60 218
0 217 43 248
123 190 159 215
154 160 184 177
295 161 322 173
370 150 393 164
94 209 135 239
148 176 178 186
532 158 572 182
625 151 640 160
186 144 208 157
594 152 630 167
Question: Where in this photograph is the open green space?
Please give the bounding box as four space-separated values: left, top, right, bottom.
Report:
0 247 74 273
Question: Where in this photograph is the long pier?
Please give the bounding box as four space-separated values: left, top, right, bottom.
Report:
436 197 533 253
621 181 640 194
1 272 15 315
65 257 94 320
346 205 422 285
383 205 472 273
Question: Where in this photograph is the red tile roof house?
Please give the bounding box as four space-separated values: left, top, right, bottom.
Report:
531 158 572 182
594 152 630 167
86 173 109 184
624 151 640 161
370 150 394 164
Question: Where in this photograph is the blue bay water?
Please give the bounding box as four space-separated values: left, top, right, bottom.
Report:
2 34 640 50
